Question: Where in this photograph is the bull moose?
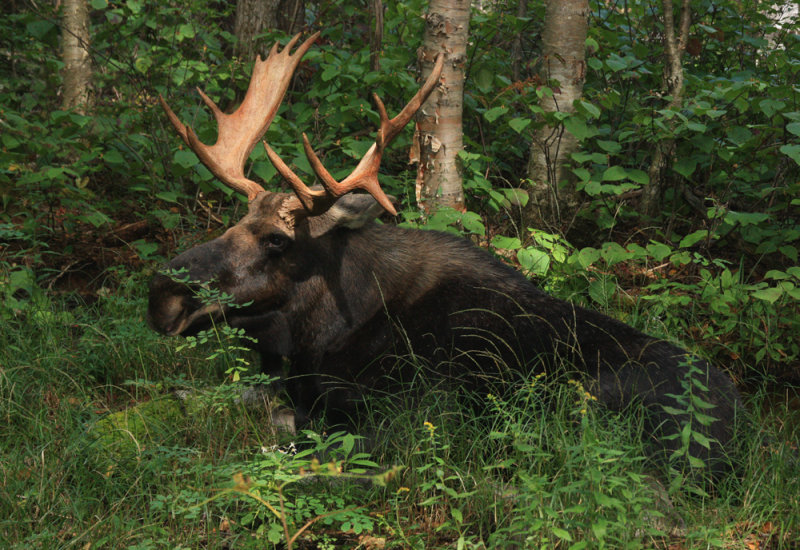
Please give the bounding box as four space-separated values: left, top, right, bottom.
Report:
148 33 742 471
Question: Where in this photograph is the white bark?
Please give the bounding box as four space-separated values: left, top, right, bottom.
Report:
61 0 92 113
413 0 470 213
525 0 588 230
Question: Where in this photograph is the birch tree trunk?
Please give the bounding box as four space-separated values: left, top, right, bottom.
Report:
413 0 469 213
234 0 280 60
639 0 691 218
525 0 588 230
61 0 91 114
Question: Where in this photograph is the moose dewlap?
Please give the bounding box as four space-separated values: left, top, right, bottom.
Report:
148 33 742 473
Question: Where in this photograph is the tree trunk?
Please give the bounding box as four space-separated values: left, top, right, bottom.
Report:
639 0 690 218
61 0 91 113
511 0 527 82
277 0 305 35
525 0 588 231
413 0 470 213
369 0 384 72
234 0 280 60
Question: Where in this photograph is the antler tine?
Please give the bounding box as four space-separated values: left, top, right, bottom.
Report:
160 32 319 201
265 54 445 217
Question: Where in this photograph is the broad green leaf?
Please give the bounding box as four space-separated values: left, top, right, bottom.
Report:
177 23 196 40
572 167 591 182
518 247 550 276
679 230 708 248
155 191 180 203
673 158 697 178
601 165 627 181
627 169 649 185
780 144 800 165
578 100 601 118
475 67 494 93
509 117 532 134
786 122 800 137
647 242 672 261
484 106 508 123
759 99 785 118
724 210 769 226
104 150 125 165
126 0 143 14
752 287 782 303
563 117 598 140
605 55 627 72
552 527 573 541
597 140 622 154
320 65 338 82
575 247 601 268
174 150 198 169
490 234 519 250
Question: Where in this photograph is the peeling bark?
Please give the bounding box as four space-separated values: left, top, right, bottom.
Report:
413 0 470 213
640 0 691 218
61 0 92 113
525 0 588 231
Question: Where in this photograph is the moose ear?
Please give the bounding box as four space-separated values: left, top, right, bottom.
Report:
309 194 395 236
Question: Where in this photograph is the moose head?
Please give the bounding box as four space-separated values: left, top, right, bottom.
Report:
149 33 742 472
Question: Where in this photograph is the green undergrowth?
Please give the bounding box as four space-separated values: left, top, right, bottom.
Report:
1 266 799 548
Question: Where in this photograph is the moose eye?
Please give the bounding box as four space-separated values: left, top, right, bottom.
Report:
264 232 290 251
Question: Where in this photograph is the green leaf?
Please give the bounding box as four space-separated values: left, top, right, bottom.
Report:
484 106 508 123
724 210 769 226
786 122 800 137
627 169 649 185
492 235 522 250
518 247 550 276
605 55 627 72
687 121 707 132
673 158 698 178
126 0 143 14
647 242 672 261
552 527 573 541
575 247 600 268
577 100 601 118
597 140 621 154
679 230 708 248
174 150 198 169
759 99 785 118
601 166 627 181
134 56 152 74
475 67 494 94
320 65 338 82
155 191 180 203
780 144 800 165
509 117 532 134
688 455 707 468
726 126 752 146
177 23 196 40
572 168 591 182
90 0 108 8
563 117 598 140
751 287 782 303
104 150 125 166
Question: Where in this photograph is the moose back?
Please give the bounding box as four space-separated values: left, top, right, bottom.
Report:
148 34 742 471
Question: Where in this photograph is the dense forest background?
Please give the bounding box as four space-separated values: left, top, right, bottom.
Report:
2 1 800 548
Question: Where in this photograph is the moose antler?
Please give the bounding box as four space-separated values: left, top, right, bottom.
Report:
159 32 319 201
265 54 445 216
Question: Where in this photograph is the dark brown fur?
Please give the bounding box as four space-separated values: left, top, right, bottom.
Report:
148 192 743 472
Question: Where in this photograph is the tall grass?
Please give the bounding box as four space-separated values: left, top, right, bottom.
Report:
1 268 798 548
